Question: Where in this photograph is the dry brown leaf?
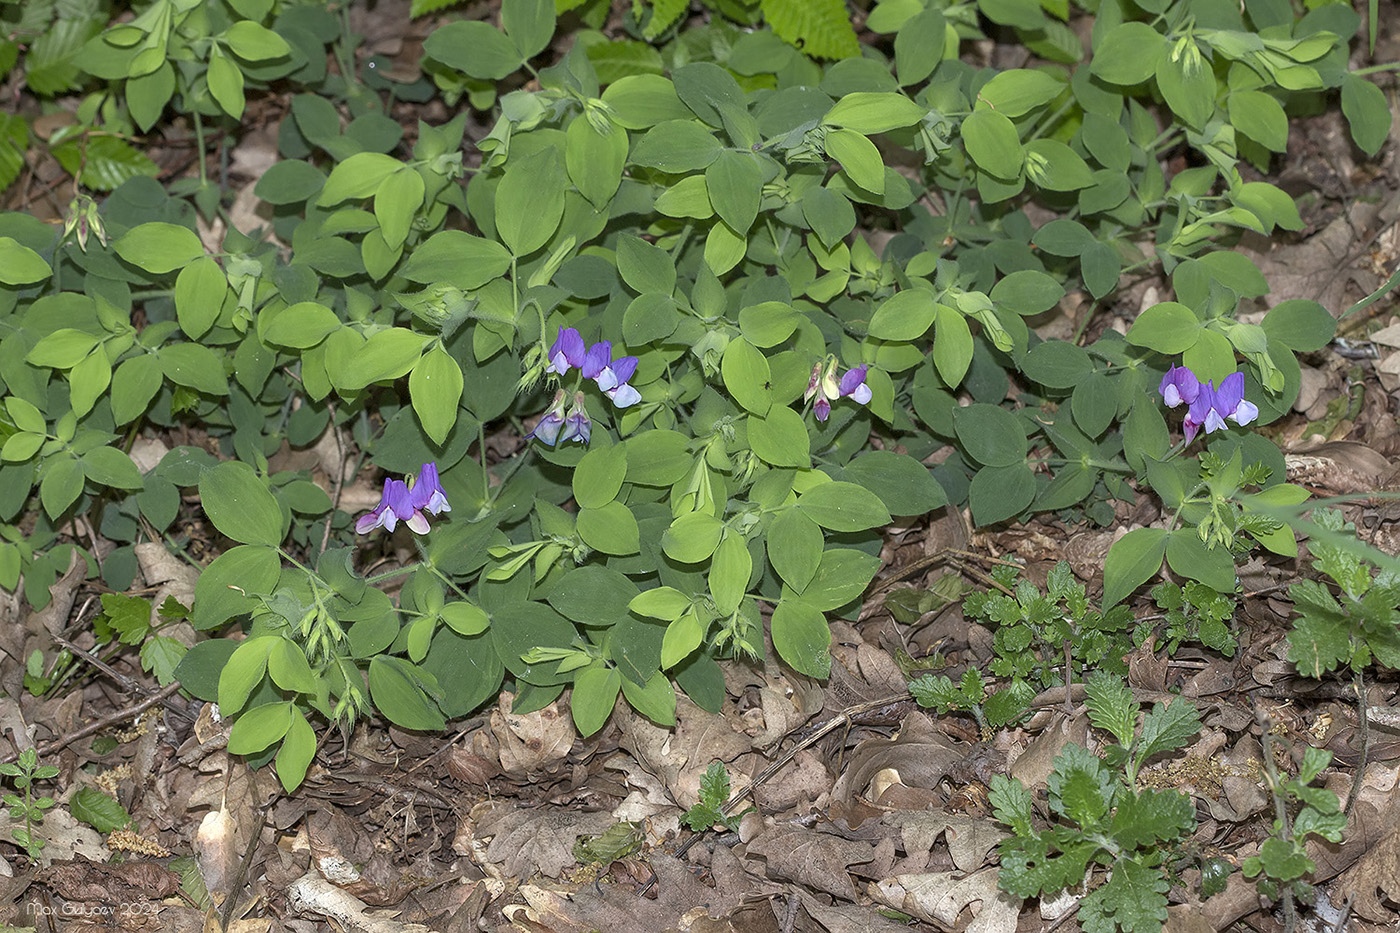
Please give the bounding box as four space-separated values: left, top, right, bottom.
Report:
1009 714 1091 791
1342 828 1400 921
887 811 1007 873
829 711 961 805
517 854 727 933
743 824 876 901
868 869 1021 932
473 802 615 879
490 694 575 776
796 890 914 933
617 698 750 808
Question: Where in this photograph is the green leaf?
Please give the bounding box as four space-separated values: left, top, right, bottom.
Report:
953 403 1027 467
823 92 927 133
797 481 892 532
841 451 946 516
721 338 772 416
318 152 402 205
83 448 142 489
1084 672 1136 748
1165 529 1236 594
760 0 860 60
41 457 84 519
573 442 627 510
1262 300 1335 352
798 548 880 611
228 701 292 754
1091 22 1165 85
767 507 823 593
663 511 724 563
616 235 676 295
894 9 946 85
770 598 831 678
368 657 446 731
1102 527 1168 608
424 20 523 79
1136 697 1201 763
207 47 246 118
565 115 628 208
1228 90 1287 152
113 223 204 275
961 109 1023 180
748 407 810 468
625 430 693 485
0 237 51 285
577 501 640 555
71 787 131 833
1342 73 1392 156
496 147 565 257
708 534 751 616
868 289 936 341
27 329 99 369
175 257 228 339
1079 857 1168 933
571 665 621 736
501 0 555 58
262 301 341 349
1126 302 1201 354
254 160 327 205
801 186 856 250
823 128 885 195
224 21 291 61
968 463 1035 526
267 639 317 694
375 167 425 251
975 69 1065 118
739 301 801 348
159 343 230 396
1155 49 1214 131
933 303 973 386
409 345 463 446
199 461 284 547
276 711 316 792
705 150 763 233
631 120 722 173
399 230 513 289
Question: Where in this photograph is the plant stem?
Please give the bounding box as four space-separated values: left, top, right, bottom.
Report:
1346 667 1367 819
1253 700 1297 933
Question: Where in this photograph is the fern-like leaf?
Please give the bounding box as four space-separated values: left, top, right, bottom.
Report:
641 0 689 40
409 0 468 18
51 133 159 192
760 0 859 60
0 116 28 193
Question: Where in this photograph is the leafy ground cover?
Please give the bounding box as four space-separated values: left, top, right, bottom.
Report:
1 0 1399 931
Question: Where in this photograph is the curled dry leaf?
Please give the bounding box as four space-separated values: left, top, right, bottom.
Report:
829 711 961 805
617 698 750 809
490 694 575 776
887 811 1008 873
869 868 1021 933
1341 827 1400 921
473 801 615 879
743 824 876 901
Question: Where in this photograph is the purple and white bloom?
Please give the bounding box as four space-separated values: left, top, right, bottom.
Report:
356 477 416 534
527 390 569 445
409 461 451 520
582 340 611 381
559 392 591 445
1182 372 1258 444
1158 365 1201 408
840 364 873 405
545 327 587 375
594 352 641 408
805 358 872 422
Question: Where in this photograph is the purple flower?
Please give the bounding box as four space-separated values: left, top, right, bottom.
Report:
806 358 872 422
1158 365 1201 408
409 461 451 520
839 365 873 405
594 352 641 408
1181 372 1258 444
559 392 591 444
356 478 415 534
546 327 586 375
582 341 611 380
527 390 569 445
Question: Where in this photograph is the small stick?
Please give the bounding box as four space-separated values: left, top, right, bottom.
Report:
0 681 184 764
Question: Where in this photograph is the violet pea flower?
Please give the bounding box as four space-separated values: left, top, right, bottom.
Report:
595 353 642 408
839 365 873 405
527 390 569 445
545 327 587 375
356 461 451 535
1158 365 1201 408
1182 372 1258 444
559 392 591 445
356 477 416 534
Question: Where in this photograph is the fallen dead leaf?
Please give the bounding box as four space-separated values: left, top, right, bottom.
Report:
869 868 1021 932
490 694 575 777
473 802 615 879
743 823 876 900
